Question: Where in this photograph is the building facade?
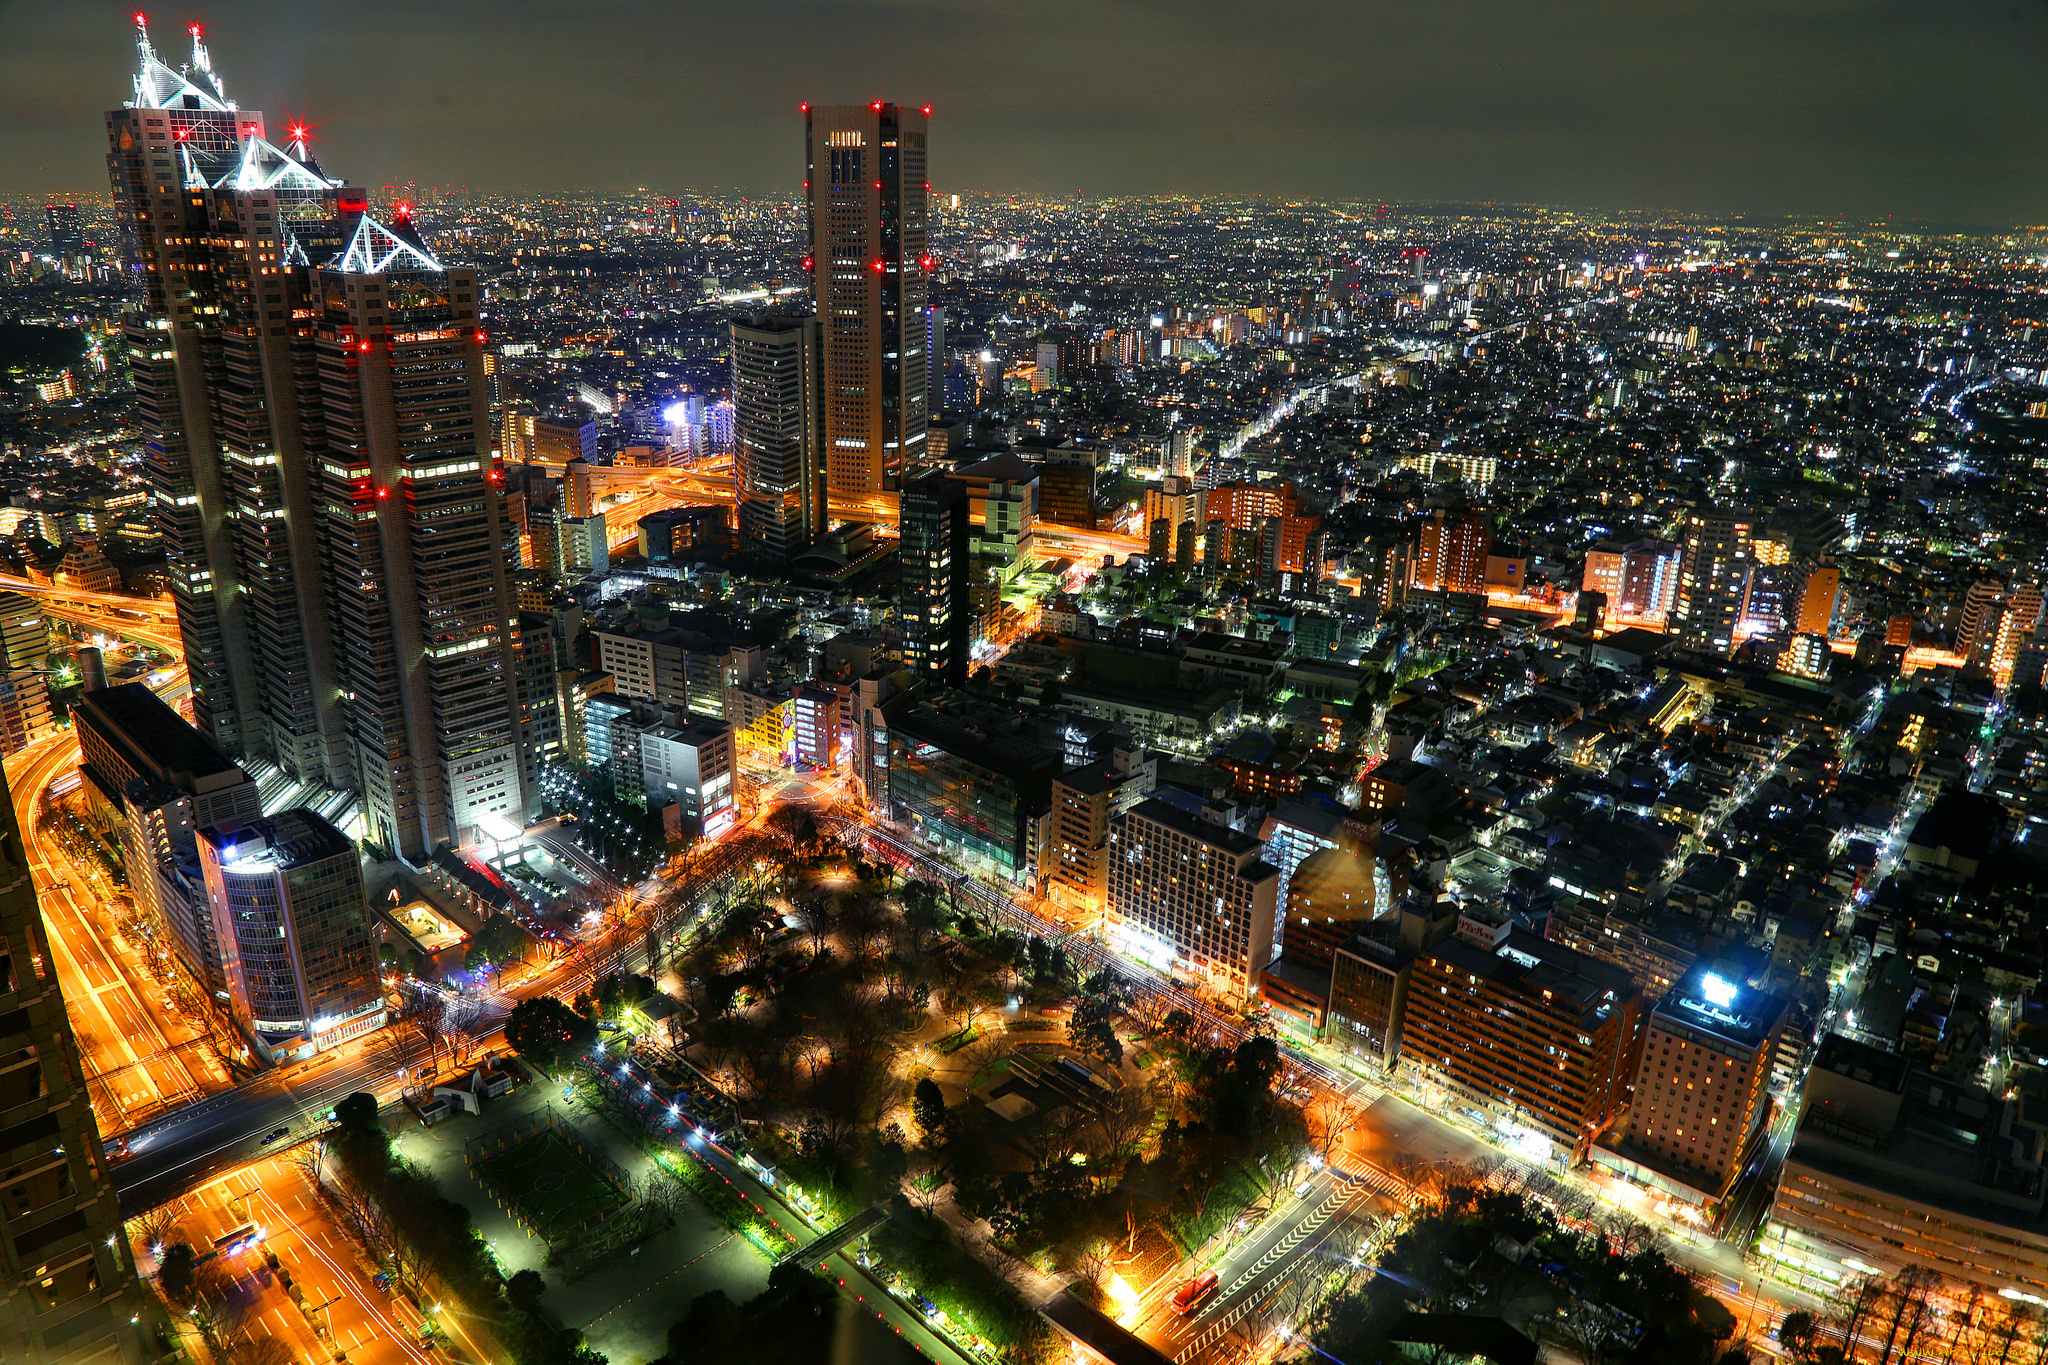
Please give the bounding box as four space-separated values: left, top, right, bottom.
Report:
804 102 930 506
196 809 383 1063
1617 964 1785 1200
1401 928 1644 1163
108 21 533 859
1107 798 1279 995
640 718 737 837
730 313 824 562
899 473 971 686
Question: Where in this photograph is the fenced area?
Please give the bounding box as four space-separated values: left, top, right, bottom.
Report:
465 1106 631 1246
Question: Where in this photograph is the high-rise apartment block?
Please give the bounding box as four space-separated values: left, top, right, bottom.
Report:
108 21 533 860
1107 799 1279 996
1202 483 1320 575
1672 508 1756 654
1584 538 1681 621
804 102 930 506
1415 508 1491 595
196 809 384 1062
0 763 149 1362
1044 751 1154 916
731 313 825 562
1401 928 1643 1162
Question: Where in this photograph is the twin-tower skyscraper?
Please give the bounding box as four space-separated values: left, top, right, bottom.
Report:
110 19 929 854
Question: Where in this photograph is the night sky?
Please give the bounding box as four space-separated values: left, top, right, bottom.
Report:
4 0 2047 222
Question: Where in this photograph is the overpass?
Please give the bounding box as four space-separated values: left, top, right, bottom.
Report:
521 458 1146 562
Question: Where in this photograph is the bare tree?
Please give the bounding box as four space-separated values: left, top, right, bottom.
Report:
220 1335 293 1365
1876 1267 1942 1365
1086 1080 1157 1161
129 1198 184 1259
1831 1272 1892 1360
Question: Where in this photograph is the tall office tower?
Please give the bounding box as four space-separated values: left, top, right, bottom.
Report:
804 102 930 506
196 809 384 1062
926 305 946 422
43 202 85 257
730 313 825 562
1414 508 1490 594
0 767 148 1364
1796 564 1839 637
108 21 533 859
899 473 970 685
0 591 52 754
1671 507 1756 654
1623 964 1786 1201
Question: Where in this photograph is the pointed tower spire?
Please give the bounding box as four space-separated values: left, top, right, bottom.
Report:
189 23 211 74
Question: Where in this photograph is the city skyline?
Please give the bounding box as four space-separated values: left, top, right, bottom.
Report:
3 3 2048 222
6 6 2048 1365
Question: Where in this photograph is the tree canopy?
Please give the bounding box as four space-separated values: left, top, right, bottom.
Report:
504 996 598 1077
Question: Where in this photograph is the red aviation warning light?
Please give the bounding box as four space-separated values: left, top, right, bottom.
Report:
921 105 932 116
919 254 935 271
393 201 413 221
871 101 883 111
800 102 810 113
188 22 201 36
358 340 373 353
801 256 814 271
870 259 885 272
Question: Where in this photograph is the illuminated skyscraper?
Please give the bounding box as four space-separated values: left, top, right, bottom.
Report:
804 102 930 507
107 20 533 858
730 313 825 562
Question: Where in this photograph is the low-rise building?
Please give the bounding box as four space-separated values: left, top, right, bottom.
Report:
1763 1035 2048 1299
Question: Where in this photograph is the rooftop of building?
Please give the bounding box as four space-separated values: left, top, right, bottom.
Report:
201 807 353 872
77 682 244 782
1651 963 1787 1050
1423 927 1635 1020
1182 630 1289 661
1122 796 1270 860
